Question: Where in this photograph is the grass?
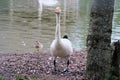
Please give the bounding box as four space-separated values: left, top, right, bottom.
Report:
0 77 5 80
0 77 41 80
16 76 40 80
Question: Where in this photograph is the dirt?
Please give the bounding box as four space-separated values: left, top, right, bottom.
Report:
0 50 87 80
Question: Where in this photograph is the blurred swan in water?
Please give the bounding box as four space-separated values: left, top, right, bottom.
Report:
42 0 58 6
38 0 58 6
38 0 58 20
50 7 73 72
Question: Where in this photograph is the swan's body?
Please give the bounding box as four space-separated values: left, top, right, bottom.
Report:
50 7 73 71
50 39 73 58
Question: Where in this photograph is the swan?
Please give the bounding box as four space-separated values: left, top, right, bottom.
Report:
39 0 58 6
50 7 73 72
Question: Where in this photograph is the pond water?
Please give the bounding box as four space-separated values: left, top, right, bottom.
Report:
0 0 119 53
112 0 120 42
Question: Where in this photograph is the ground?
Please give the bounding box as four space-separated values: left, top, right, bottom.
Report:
0 50 87 80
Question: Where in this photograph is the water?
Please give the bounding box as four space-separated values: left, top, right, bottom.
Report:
0 0 119 53
111 0 120 42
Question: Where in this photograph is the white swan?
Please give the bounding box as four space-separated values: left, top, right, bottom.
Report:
39 0 58 6
50 7 73 72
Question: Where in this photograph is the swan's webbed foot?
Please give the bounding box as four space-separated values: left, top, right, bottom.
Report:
63 59 70 73
63 68 69 73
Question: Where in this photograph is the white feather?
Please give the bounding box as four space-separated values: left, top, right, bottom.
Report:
50 39 73 58
50 7 73 58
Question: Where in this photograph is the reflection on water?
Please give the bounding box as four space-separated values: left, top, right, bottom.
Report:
0 0 119 53
112 0 120 42
38 0 58 20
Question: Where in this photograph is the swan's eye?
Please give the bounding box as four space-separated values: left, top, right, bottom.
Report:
55 7 61 14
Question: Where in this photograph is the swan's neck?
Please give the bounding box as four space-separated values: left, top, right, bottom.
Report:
55 14 61 40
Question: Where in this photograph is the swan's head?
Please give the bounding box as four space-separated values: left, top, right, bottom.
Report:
55 7 61 14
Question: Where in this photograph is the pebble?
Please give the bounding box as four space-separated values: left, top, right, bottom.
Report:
0 50 87 80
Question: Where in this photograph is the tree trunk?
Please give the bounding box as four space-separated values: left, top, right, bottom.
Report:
86 0 115 80
111 40 120 80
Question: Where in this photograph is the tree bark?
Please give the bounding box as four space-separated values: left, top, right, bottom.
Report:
111 40 120 80
86 0 115 80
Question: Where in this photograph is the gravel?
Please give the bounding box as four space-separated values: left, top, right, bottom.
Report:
0 50 87 80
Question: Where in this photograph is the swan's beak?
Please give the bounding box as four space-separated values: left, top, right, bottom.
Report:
55 7 61 14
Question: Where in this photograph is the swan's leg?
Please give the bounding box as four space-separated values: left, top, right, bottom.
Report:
67 59 70 69
53 57 57 71
64 57 70 72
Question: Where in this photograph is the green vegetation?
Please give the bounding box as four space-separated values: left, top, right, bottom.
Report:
109 66 119 80
0 77 5 80
16 76 25 80
0 77 42 80
16 76 40 80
